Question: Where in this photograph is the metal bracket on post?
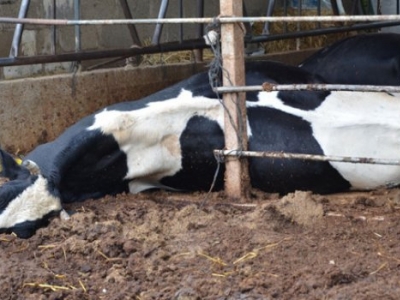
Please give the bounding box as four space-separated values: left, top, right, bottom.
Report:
219 0 250 200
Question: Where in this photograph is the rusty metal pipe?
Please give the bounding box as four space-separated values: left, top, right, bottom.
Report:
214 83 400 93
214 150 400 166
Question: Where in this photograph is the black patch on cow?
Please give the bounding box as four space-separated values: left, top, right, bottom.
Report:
104 61 328 112
26 114 97 177
277 89 330 111
161 116 225 191
0 209 61 239
245 61 324 85
300 33 400 85
0 149 30 180
244 61 330 107
0 176 38 212
49 130 130 202
247 106 350 194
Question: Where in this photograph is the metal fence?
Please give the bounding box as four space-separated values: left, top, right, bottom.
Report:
2 0 400 67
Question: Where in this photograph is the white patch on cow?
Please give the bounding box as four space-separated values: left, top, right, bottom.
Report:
88 89 230 193
256 91 400 190
161 134 181 157
0 176 62 228
128 179 182 194
60 209 70 220
22 160 41 176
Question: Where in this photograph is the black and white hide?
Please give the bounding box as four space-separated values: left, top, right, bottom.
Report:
1 60 400 238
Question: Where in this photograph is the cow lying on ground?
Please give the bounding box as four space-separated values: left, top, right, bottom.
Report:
1 60 400 238
300 33 400 85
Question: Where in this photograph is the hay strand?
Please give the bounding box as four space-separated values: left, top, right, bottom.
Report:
96 249 123 262
197 252 228 266
23 282 72 292
78 279 87 293
369 262 388 275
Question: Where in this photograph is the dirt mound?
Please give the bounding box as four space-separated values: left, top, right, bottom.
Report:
276 191 324 226
1 189 400 299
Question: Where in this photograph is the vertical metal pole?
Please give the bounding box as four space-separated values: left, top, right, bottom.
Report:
9 0 30 57
296 0 302 50
330 0 340 15
262 0 276 35
219 0 249 200
193 0 204 62
74 0 81 53
179 0 183 43
283 0 288 33
119 0 142 46
151 0 169 45
242 2 252 35
51 0 56 55
317 0 321 29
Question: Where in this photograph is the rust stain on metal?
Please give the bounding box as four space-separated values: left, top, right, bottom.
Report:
213 150 400 166
262 82 274 92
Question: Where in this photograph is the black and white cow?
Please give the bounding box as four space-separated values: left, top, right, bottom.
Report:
300 33 400 85
1 60 400 238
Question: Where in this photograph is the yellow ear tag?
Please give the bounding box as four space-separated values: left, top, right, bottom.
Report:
0 155 22 174
14 157 23 165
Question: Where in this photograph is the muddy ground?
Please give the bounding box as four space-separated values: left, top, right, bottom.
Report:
1 188 400 299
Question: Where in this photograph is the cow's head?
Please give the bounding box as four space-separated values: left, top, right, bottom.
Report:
0 149 65 238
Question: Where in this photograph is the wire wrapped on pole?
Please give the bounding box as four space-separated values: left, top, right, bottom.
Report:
213 150 400 166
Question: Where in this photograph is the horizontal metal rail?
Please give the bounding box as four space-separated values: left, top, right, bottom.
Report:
214 84 400 93
0 38 207 67
2 20 399 67
214 150 400 166
248 21 400 43
2 15 400 26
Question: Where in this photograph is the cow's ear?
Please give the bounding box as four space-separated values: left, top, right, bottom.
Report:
0 149 29 180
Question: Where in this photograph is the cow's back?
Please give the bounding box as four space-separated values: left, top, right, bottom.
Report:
300 33 400 85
